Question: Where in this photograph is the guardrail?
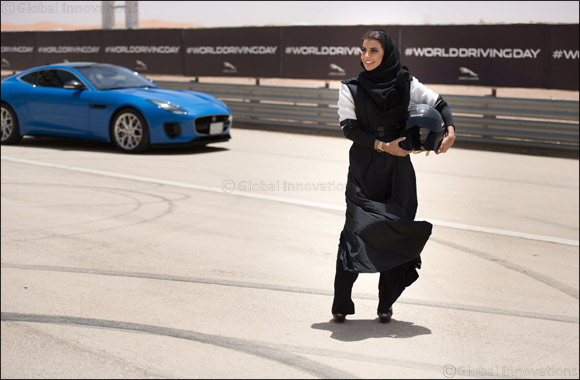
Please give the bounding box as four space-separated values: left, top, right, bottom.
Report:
158 81 579 152
2 73 578 152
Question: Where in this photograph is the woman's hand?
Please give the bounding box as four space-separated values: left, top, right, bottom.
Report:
436 126 456 154
383 137 413 157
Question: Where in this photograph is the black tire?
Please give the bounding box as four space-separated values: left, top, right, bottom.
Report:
1 103 23 145
110 108 150 153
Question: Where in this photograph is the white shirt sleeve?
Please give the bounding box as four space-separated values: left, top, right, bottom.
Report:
337 83 357 122
410 77 439 106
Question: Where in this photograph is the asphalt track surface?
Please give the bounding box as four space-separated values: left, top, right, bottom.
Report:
1 129 579 379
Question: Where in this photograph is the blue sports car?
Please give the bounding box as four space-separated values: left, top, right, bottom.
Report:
1 62 232 153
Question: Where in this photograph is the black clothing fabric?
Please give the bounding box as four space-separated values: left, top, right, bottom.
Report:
338 77 432 274
341 79 456 148
332 256 419 315
340 118 375 150
435 95 455 129
346 65 412 142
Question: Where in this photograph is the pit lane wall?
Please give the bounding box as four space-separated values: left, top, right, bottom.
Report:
1 24 578 90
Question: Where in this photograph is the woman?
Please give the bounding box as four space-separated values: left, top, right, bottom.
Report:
332 30 456 323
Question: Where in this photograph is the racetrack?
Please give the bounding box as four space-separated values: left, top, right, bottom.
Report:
1 129 578 378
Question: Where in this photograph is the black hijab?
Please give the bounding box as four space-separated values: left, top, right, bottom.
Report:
358 30 408 112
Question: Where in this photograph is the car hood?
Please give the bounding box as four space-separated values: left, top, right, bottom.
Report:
112 87 229 113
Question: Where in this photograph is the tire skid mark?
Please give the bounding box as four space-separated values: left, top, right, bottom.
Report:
4 321 169 378
430 237 580 301
2 263 578 324
2 182 190 239
2 183 144 232
1 312 357 379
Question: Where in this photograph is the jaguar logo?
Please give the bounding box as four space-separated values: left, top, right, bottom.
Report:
329 63 346 76
459 66 479 81
136 60 148 71
223 61 237 74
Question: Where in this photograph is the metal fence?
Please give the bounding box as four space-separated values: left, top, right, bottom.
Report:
158 81 579 152
1 73 578 152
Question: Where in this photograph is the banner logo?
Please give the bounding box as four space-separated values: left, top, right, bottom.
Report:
329 63 346 76
136 60 148 71
223 61 237 73
459 66 479 81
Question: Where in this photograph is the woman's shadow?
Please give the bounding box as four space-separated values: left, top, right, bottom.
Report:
311 318 431 342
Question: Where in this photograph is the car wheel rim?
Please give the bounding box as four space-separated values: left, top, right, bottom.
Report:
1 107 13 142
114 113 142 150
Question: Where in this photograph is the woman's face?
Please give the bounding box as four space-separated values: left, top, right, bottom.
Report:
361 39 384 71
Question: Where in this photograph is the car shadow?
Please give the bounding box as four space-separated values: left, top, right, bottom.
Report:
311 318 431 342
13 136 228 155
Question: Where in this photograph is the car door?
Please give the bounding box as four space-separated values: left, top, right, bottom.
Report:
25 69 91 137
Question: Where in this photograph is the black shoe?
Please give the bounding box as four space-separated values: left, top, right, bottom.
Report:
333 313 346 323
378 307 393 323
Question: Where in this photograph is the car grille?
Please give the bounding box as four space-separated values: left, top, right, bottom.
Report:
195 114 230 135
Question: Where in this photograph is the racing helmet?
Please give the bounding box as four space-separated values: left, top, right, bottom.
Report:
399 104 445 152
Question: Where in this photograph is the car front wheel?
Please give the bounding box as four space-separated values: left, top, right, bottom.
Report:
1 103 22 145
111 108 150 153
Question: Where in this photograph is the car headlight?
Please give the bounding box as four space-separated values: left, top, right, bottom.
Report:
148 100 187 114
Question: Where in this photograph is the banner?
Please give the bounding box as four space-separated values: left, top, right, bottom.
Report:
546 24 579 90
1 24 578 90
1 31 35 69
183 27 280 77
401 25 548 88
280 25 391 79
35 30 102 67
102 29 183 74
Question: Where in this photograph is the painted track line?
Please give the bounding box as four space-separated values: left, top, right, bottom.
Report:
2 155 578 247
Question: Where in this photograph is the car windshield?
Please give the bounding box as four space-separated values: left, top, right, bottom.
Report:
76 65 157 90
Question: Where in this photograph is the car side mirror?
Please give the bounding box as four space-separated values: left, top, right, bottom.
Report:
63 80 86 90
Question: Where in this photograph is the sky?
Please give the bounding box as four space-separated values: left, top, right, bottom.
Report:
1 1 579 27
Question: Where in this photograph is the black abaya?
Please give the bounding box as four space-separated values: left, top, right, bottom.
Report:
338 145 432 273
332 30 433 317
337 77 432 274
